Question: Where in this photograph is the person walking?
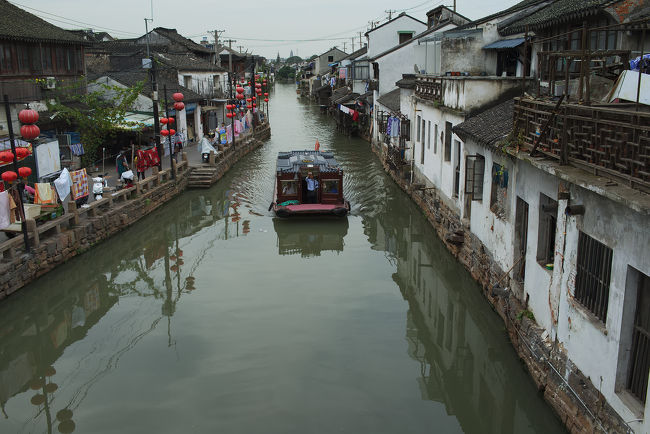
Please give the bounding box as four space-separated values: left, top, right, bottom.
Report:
305 171 318 204
116 149 129 183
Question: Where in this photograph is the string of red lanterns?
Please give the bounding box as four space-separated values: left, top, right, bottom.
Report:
2 108 37 184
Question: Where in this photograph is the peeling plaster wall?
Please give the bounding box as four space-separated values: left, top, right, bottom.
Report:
555 183 650 433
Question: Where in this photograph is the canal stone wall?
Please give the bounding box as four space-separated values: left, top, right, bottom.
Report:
371 143 629 434
0 125 270 302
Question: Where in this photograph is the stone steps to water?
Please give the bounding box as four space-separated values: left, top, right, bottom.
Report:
187 166 219 188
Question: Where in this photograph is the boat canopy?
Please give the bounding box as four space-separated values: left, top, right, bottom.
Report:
276 150 342 174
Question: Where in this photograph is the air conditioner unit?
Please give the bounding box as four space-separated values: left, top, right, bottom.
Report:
46 77 56 89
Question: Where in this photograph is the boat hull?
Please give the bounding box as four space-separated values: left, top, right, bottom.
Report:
273 202 350 218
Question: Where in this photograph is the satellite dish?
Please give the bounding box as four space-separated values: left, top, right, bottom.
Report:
414 64 420 73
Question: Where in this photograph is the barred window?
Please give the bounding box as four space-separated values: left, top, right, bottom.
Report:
574 231 613 323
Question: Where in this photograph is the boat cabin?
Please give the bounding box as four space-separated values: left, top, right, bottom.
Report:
273 150 349 217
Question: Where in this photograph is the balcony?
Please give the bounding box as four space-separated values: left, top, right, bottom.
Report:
414 74 522 112
514 97 650 192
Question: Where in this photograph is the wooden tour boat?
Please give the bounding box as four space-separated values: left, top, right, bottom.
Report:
272 149 350 217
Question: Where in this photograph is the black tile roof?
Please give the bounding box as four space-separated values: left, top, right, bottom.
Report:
376 88 401 112
501 0 615 35
396 74 416 89
97 70 204 103
0 0 85 44
339 46 368 62
155 52 226 72
453 99 515 148
454 0 549 31
150 28 212 54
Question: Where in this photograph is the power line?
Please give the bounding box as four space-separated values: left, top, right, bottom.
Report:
8 0 141 36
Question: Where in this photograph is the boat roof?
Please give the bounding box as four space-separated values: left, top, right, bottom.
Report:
276 150 342 173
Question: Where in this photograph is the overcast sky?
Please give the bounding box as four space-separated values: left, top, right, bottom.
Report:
14 0 522 58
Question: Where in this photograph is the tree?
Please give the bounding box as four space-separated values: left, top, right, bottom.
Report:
276 66 296 80
285 56 302 65
46 78 145 166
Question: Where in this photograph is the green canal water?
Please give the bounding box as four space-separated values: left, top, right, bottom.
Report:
0 83 565 434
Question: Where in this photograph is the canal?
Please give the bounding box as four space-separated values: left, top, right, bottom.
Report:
0 83 565 434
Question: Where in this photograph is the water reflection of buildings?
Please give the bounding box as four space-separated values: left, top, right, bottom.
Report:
0 271 117 433
273 218 348 257
365 207 562 433
0 190 230 433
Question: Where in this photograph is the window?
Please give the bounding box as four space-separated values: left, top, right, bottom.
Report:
184 75 192 88
490 163 508 219
55 47 65 72
327 55 334 62
416 115 421 142
464 154 485 201
421 119 426 144
0 43 12 72
398 32 414 44
625 269 650 403
17 45 29 72
42 45 52 72
444 121 452 161
427 121 431 150
574 232 613 323
536 194 557 267
433 124 438 153
322 179 340 194
353 65 369 80
280 180 298 196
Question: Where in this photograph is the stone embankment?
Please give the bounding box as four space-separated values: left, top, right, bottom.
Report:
0 123 270 301
371 143 629 434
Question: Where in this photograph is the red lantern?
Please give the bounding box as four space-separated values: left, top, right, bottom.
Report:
20 124 40 140
18 167 31 178
173 102 185 111
160 117 169 124
252 96 256 101
161 130 169 136
168 117 174 124
18 109 39 124
2 171 17 183
236 87 244 94
264 92 269 96
253 103 257 108
226 113 232 118
0 151 14 162
264 98 269 102
169 129 176 135
236 93 244 100
172 92 184 102
246 105 252 109
15 147 30 159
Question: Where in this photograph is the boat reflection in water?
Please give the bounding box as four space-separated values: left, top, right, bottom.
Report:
273 217 348 257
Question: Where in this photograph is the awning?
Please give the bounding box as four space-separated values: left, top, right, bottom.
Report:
483 37 526 50
118 112 154 129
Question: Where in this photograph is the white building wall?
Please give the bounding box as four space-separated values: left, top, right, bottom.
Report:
411 99 464 208
367 15 427 59
177 71 228 97
554 185 650 433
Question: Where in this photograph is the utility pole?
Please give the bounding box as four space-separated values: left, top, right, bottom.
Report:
385 9 396 20
358 31 363 48
224 38 236 49
342 41 347 52
454 0 456 12
211 29 224 66
150 56 161 169
237 45 244 53
351 37 355 53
